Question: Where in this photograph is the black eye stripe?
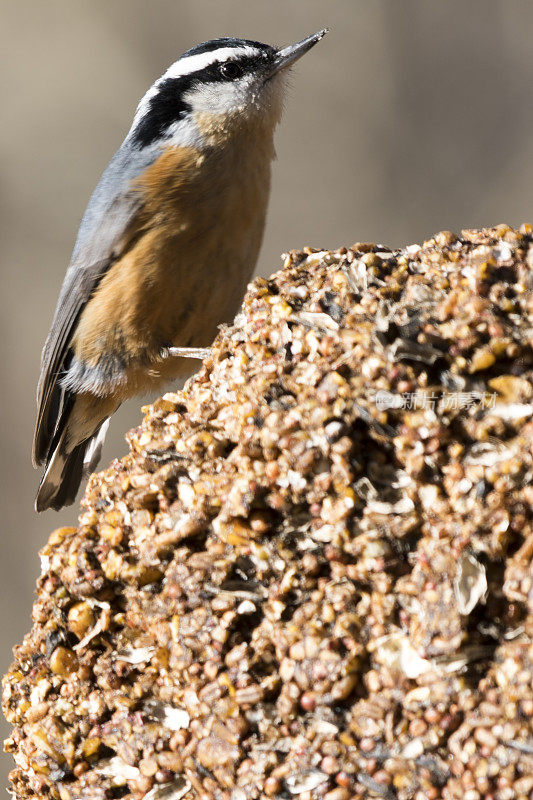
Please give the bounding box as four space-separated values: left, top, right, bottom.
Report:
195 54 267 83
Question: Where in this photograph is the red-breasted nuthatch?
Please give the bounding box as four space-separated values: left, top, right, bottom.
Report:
33 29 327 511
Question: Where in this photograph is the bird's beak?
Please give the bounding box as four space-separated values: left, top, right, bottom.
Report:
267 29 328 78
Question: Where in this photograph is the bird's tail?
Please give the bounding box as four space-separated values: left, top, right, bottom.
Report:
35 419 110 512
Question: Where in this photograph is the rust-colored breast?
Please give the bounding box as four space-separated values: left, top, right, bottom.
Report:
72 136 271 399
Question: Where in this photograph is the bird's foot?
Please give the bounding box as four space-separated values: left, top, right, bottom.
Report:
165 346 212 360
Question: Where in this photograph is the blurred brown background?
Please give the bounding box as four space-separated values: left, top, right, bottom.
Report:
2 0 533 784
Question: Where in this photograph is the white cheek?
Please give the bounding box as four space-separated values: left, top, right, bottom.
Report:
185 78 252 115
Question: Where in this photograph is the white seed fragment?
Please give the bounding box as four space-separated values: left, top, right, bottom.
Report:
114 645 155 664
162 706 190 731
484 402 533 421
366 497 415 515
454 551 488 615
402 738 425 759
237 599 257 615
373 633 432 679
291 311 340 331
94 756 140 784
286 771 328 794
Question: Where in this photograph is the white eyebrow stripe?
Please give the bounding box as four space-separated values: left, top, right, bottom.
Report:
162 46 259 80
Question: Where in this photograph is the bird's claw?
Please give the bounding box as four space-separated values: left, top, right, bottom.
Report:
164 346 212 360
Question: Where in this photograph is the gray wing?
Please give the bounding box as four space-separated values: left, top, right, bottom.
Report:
33 142 159 466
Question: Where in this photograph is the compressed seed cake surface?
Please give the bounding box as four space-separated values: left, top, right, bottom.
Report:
3 225 533 800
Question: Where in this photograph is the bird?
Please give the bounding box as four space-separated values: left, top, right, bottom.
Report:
33 29 327 512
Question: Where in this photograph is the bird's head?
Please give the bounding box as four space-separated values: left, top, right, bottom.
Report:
127 30 327 149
